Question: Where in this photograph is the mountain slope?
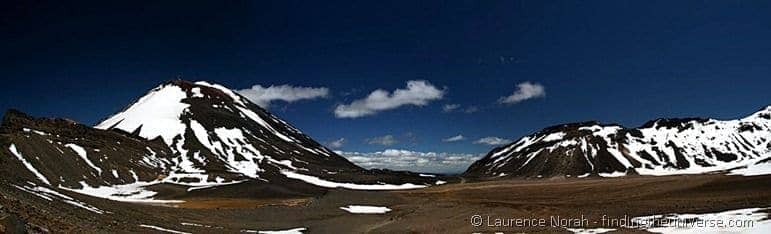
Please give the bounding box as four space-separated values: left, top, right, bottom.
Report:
0 80 438 206
464 106 771 178
0 109 175 189
95 80 360 182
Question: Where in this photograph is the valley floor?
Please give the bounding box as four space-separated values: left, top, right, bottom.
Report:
2 174 770 233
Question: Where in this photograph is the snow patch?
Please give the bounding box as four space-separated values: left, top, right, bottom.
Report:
162 172 247 191
22 128 50 136
598 171 627 177
542 132 566 142
191 87 204 98
340 205 392 214
281 171 426 190
95 84 189 144
60 181 183 203
729 160 771 176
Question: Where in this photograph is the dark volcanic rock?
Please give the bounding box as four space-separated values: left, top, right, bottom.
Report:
0 109 175 188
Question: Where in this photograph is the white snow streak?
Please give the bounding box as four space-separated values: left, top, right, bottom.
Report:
12 183 106 214
139 224 191 234
281 171 426 190
65 143 102 174
8 144 50 185
340 205 392 214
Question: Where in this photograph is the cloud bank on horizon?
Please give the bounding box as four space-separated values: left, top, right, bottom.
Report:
338 149 483 173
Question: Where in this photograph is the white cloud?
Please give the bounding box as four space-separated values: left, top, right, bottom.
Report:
442 135 465 142
463 106 479 113
498 81 546 104
326 138 346 149
366 135 398 146
442 104 460 112
443 104 479 114
337 149 483 173
334 80 445 118
474 136 512 146
237 84 329 108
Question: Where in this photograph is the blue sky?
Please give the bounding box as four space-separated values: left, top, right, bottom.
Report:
2 1 771 173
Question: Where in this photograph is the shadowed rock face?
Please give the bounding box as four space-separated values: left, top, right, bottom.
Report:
464 106 771 178
0 109 175 188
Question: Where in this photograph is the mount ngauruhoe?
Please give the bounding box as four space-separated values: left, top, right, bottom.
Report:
0 80 438 204
465 106 771 178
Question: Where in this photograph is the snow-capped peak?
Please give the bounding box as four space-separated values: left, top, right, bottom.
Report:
94 80 362 185
96 83 189 144
95 80 272 145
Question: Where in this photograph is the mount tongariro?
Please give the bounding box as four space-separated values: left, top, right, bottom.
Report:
464 106 771 178
0 80 438 204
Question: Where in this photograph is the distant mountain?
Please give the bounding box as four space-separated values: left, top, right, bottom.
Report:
464 106 771 178
0 80 437 203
